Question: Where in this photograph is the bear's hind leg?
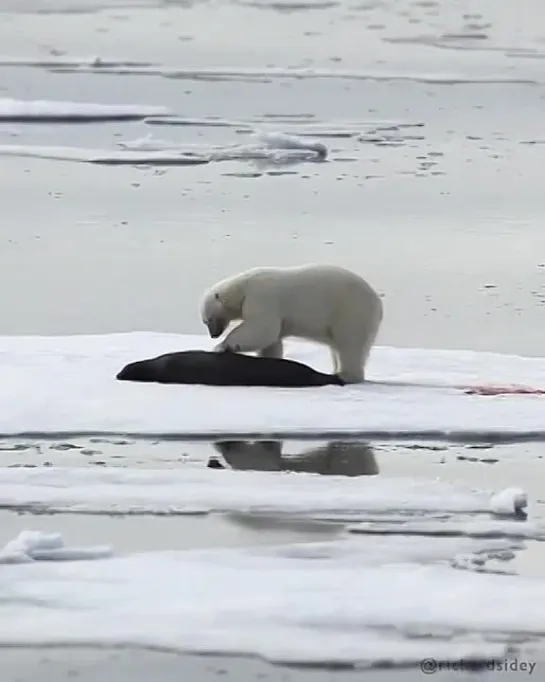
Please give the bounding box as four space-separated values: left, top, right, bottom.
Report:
354 316 382 381
331 308 381 383
335 345 365 384
328 346 340 374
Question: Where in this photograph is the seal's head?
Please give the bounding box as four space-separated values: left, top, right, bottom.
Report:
116 359 160 382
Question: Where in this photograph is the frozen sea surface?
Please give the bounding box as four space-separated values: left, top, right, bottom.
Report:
1 332 544 440
0 334 544 673
0 0 543 357
0 464 543 668
0 461 527 518
1 0 545 676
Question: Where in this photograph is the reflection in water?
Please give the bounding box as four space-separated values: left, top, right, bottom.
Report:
207 440 378 477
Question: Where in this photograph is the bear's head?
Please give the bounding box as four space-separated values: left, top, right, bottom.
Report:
201 274 247 338
201 291 230 338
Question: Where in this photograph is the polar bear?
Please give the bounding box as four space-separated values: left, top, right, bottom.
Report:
199 264 383 383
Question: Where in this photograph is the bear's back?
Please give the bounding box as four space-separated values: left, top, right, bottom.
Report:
244 264 381 324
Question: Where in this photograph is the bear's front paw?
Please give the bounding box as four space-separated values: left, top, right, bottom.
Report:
214 342 239 354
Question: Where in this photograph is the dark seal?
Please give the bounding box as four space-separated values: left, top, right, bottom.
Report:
116 350 344 388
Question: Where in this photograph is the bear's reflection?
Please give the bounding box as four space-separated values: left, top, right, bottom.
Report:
207 440 378 477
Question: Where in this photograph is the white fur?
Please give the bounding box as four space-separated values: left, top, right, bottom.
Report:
200 264 383 383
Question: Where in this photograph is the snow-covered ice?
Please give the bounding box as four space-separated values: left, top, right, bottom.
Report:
0 130 329 166
348 518 543 540
0 432 543 666
0 530 112 564
0 332 544 438
0 331 543 665
0 465 528 519
1 530 545 666
0 98 169 122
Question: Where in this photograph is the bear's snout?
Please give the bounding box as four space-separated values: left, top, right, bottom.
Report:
206 319 226 338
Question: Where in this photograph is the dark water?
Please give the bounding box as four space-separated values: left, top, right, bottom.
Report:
0 434 537 470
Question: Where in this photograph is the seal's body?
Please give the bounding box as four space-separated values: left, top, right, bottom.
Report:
116 350 344 388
